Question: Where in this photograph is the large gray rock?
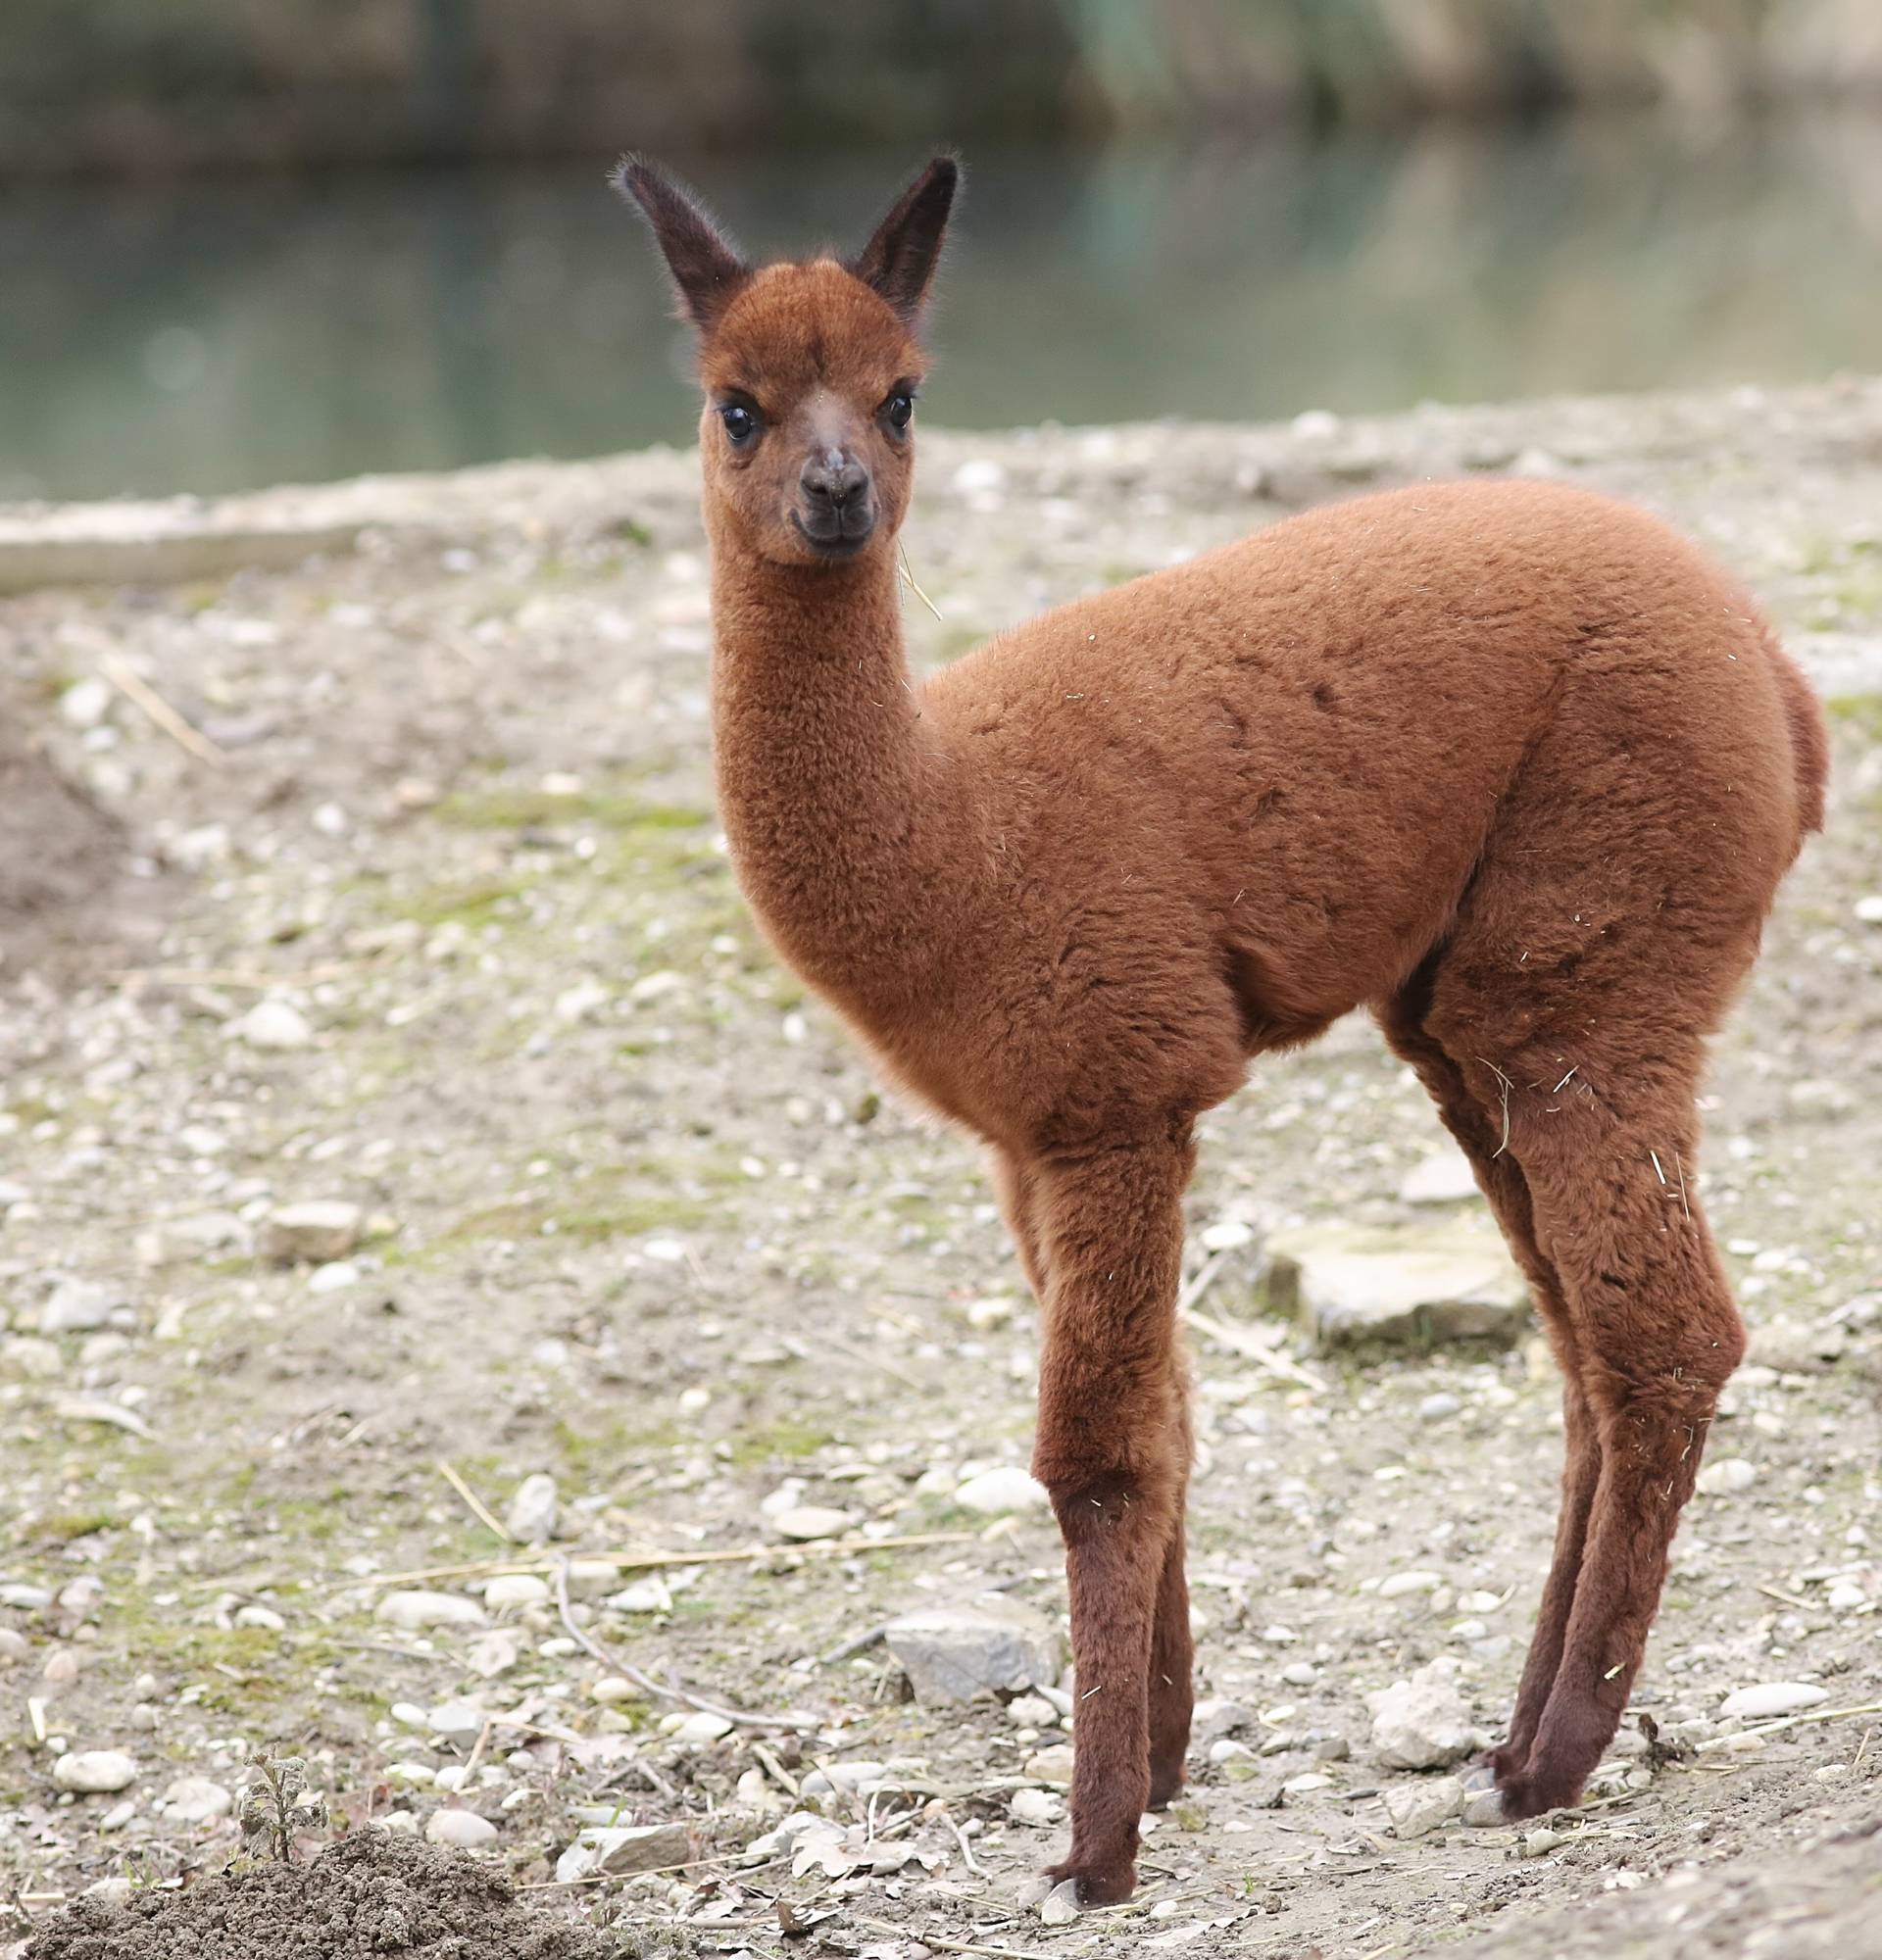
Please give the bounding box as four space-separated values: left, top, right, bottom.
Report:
884 1597 1064 1704
1264 1222 1529 1348
1367 1661 1485 1770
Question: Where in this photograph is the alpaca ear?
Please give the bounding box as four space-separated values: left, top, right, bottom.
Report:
848 156 960 325
612 156 750 336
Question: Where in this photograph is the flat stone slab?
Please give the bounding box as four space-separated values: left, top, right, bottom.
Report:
1264 1221 1530 1348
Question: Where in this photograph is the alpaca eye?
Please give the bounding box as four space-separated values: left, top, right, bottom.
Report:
719 404 758 445
884 391 914 431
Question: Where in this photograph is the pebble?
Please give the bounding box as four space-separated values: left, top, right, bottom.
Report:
1827 1582 1866 1611
1283 1771 1333 1793
1383 1774 1469 1845
1281 1661 1317 1687
953 1466 1050 1515
263 1200 365 1265
427 1697 486 1740
375 1590 486 1631
1719 1681 1829 1719
1039 1880 1082 1926
1366 1662 1483 1769
591 1678 643 1706
1193 1699 1254 1741
53 1751 138 1794
40 1280 124 1335
484 1574 550 1612
1418 1393 1462 1421
163 1777 232 1824
673 1711 734 1745
425 1808 499 1848
884 1598 1064 1703
1697 1456 1758 1495
60 677 113 729
1023 1743 1075 1786
768 1504 856 1542
1854 895 1882 924
1461 1786 1508 1827
1010 1786 1065 1826
308 1260 359 1295
607 1576 671 1613
234 1000 314 1051
0 1630 29 1666
1007 1692 1059 1728
556 1821 691 1884
1379 1570 1445 1598
504 1473 560 1545
384 1762 436 1787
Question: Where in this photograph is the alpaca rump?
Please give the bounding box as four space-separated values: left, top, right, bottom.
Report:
619 153 1828 1905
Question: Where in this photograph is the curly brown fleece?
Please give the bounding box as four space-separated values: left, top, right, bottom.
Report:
619 154 1828 1905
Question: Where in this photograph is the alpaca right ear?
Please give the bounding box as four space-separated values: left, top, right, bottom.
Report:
612 156 750 336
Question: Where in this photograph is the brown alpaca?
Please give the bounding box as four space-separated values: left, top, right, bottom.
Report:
617 154 1828 1905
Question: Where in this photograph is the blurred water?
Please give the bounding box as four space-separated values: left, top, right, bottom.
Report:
3 119 1880 502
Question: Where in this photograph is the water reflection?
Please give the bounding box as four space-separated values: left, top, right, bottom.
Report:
2 119 1879 501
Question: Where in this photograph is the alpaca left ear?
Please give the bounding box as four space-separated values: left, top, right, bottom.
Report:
848 156 960 326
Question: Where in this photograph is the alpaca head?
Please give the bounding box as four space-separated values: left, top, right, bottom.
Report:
616 155 958 567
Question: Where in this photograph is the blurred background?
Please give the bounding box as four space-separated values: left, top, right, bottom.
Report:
3 0 1880 502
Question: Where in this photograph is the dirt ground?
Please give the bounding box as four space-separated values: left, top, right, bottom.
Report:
1 382 1880 1959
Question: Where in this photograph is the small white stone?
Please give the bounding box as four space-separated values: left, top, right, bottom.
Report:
1383 1773 1464 1838
484 1574 550 1612
162 1777 231 1824
53 1751 137 1794
40 1280 124 1335
1201 1218 1256 1252
768 1504 855 1543
375 1590 485 1631
1379 1571 1445 1598
1827 1582 1866 1612
234 1001 314 1052
1697 1457 1758 1495
263 1200 364 1265
425 1808 498 1848
384 1762 436 1787
60 678 114 729
1854 895 1882 924
427 1698 486 1740
1719 1682 1829 1720
606 1576 671 1614
1009 1786 1064 1827
307 1260 359 1295
591 1678 643 1706
954 1466 1050 1516
504 1473 559 1545
673 1712 734 1745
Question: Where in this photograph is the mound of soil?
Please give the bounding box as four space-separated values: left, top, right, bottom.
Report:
25 1833 616 1960
0 710 157 981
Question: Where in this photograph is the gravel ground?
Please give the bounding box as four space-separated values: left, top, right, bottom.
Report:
1 382 1880 1959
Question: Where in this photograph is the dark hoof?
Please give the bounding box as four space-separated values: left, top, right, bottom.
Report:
1043 1857 1137 1907
1493 1766 1582 1823
1147 1759 1186 1810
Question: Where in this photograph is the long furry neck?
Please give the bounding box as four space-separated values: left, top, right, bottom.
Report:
708 530 975 1007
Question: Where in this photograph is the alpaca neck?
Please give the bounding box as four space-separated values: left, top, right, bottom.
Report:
708 535 969 1003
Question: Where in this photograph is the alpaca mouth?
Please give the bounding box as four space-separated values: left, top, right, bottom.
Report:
792 507 876 558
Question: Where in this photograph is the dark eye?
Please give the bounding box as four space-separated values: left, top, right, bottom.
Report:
884 391 914 431
719 404 758 446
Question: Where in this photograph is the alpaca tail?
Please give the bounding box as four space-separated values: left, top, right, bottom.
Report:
1767 632 1829 843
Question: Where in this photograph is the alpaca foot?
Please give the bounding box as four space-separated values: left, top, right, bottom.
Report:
1492 1757 1584 1823
1042 1854 1137 1907
1147 1755 1187 1810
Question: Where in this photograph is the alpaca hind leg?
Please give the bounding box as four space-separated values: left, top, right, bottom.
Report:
1493 1089 1742 1819
1377 991 1600 1781
1147 1446 1193 1808
1028 1132 1193 1905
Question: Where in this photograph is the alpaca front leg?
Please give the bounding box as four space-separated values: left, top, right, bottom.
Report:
1147 1509 1193 1808
1027 1135 1192 1905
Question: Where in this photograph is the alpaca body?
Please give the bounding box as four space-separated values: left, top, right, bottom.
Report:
717 479 1814 1157
622 154 1827 1908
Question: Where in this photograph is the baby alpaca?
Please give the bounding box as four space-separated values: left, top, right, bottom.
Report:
618 153 1827 1905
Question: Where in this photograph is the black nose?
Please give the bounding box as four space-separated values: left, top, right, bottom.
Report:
800 450 869 510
